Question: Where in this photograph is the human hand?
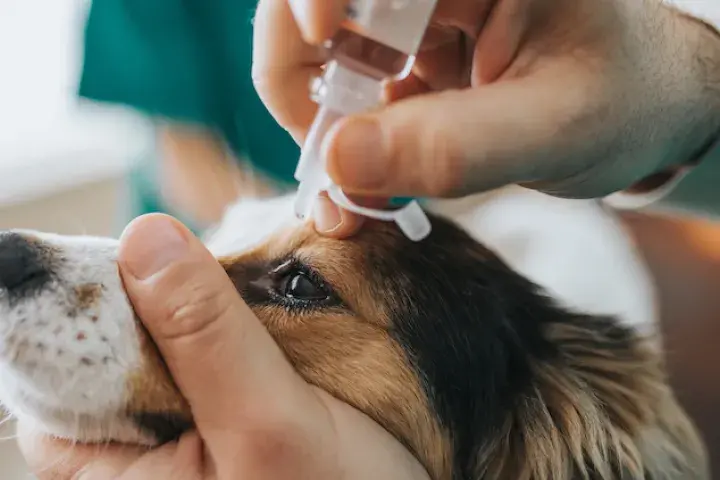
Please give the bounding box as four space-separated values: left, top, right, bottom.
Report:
252 0 720 237
16 214 430 480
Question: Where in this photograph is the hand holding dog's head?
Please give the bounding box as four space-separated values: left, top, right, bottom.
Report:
16 213 431 480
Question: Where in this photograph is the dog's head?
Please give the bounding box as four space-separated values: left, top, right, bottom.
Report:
0 197 706 479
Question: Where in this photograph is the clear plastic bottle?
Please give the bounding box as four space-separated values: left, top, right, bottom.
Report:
294 0 437 241
336 0 437 79
325 28 414 81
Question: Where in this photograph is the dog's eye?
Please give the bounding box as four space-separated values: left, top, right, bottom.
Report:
266 260 335 307
279 272 329 301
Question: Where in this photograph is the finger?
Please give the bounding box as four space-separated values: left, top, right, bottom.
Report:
412 31 470 91
384 73 432 103
312 192 365 237
288 0 350 44
473 0 531 84
290 0 491 45
117 432 205 480
252 0 491 143
432 0 496 38
252 0 326 142
117 215 328 449
17 420 143 480
323 63 598 198
312 192 387 238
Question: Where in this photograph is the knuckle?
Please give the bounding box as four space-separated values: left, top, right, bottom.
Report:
160 280 235 341
237 421 309 471
420 124 464 197
383 106 463 197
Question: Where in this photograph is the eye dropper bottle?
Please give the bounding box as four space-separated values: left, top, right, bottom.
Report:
293 0 437 242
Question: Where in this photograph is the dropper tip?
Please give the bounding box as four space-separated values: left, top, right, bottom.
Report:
294 181 317 220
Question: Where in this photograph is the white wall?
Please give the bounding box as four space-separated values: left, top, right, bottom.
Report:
0 0 152 208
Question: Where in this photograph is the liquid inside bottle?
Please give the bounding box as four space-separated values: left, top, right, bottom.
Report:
326 27 415 82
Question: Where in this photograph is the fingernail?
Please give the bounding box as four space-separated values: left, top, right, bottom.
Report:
120 215 189 280
326 118 386 191
313 196 343 233
288 0 316 43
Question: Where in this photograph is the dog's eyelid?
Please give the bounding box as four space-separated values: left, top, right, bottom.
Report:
263 256 344 306
268 258 298 278
268 257 322 283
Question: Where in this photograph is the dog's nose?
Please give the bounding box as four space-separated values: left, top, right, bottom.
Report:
0 233 50 296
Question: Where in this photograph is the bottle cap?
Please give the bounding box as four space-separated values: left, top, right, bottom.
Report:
327 185 431 241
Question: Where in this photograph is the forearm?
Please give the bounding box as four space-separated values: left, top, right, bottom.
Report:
157 125 275 227
659 2 720 216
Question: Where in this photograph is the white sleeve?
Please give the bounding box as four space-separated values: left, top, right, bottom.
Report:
664 0 720 26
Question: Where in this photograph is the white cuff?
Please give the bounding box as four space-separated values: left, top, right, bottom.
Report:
602 167 694 210
603 134 720 210
664 0 720 28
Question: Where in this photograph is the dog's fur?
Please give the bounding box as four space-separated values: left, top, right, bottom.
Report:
0 193 708 479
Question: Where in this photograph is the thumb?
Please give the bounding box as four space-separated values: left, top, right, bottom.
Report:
324 66 601 198
117 214 324 449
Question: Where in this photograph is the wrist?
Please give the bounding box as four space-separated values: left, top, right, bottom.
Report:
665 3 720 165
604 6 720 210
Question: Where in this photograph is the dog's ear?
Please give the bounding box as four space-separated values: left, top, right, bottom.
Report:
472 310 707 480
368 214 705 479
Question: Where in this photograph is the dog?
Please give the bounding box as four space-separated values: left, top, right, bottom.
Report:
0 193 708 479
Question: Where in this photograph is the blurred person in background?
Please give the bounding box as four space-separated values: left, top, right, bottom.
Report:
79 0 300 232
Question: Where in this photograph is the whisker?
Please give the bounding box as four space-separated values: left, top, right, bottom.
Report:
0 315 20 340
0 431 19 441
0 413 15 429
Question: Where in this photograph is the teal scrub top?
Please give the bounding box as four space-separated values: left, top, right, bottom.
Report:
79 0 300 222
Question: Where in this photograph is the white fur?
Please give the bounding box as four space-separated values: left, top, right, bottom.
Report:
204 194 302 256
427 187 657 333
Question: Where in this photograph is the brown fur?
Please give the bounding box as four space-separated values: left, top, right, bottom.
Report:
126 320 190 418
74 284 103 311
250 305 454 480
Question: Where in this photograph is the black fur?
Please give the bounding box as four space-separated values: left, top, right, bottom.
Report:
0 233 52 302
364 216 564 478
132 412 194 445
